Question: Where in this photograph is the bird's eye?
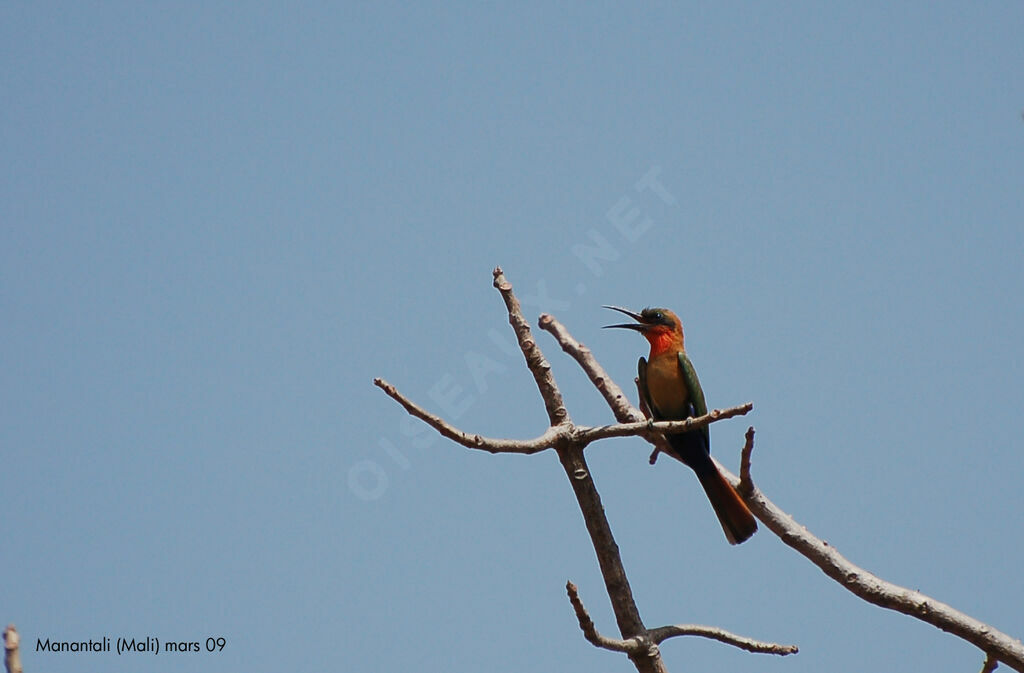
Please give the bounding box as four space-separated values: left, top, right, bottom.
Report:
653 312 664 323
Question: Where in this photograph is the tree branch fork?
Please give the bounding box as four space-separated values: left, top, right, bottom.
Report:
374 266 1023 672
567 581 798 657
373 376 752 456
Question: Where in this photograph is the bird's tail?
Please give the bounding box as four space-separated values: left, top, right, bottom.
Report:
695 466 758 545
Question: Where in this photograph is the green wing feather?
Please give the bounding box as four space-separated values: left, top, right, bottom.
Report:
677 352 709 443
636 357 657 418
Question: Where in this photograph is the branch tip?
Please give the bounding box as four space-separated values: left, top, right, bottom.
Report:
492 267 511 290
375 375 554 455
4 625 22 673
739 426 756 493
491 270 569 426
566 581 641 654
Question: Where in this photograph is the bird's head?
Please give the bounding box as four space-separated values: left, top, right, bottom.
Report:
602 306 684 354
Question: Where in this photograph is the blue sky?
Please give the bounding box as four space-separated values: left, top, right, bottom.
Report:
2 3 1022 672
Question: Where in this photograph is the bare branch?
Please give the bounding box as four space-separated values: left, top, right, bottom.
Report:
566 581 650 655
380 271 797 673
647 624 798 656
568 581 798 657
4 625 22 673
375 375 749 457
376 270 1024 670
575 404 753 445
493 269 569 426
374 378 556 454
738 426 755 495
538 313 638 423
542 310 1023 671
718 438 1024 673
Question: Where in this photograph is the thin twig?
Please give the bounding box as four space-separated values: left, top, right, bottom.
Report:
568 582 797 657
738 426 755 495
647 624 798 655
374 377 556 454
375 377 749 455
538 314 633 424
566 581 650 655
575 404 753 444
981 652 1000 673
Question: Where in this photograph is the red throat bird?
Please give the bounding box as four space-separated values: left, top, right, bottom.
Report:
604 306 757 544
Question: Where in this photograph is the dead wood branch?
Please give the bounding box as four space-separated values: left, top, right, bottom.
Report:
567 582 797 658
376 268 793 672
4 626 22 673
539 310 1023 672
720 432 1024 672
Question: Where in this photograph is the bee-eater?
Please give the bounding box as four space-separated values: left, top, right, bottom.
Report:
604 306 757 544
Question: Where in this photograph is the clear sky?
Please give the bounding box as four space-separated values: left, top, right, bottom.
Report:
2 3 1022 672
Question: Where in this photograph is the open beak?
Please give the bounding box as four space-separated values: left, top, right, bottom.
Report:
602 305 648 332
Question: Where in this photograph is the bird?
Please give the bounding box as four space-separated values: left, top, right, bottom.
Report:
603 305 757 544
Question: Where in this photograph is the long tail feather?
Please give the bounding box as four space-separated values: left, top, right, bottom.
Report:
695 467 758 545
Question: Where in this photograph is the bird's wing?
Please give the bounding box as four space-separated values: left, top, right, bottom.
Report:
636 357 659 419
677 351 710 443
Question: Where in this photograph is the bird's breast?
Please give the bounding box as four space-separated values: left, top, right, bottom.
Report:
645 354 690 419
